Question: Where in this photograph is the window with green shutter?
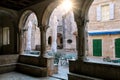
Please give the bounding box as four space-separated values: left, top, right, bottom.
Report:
115 38 120 58
93 39 102 56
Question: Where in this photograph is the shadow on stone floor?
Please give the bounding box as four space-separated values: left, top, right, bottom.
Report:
0 72 61 80
51 63 69 80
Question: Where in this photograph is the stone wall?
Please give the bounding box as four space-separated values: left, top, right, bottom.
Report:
88 34 120 59
0 7 18 54
69 60 120 80
0 54 19 74
87 0 120 58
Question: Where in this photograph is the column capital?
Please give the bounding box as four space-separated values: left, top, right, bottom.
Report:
74 11 89 29
75 16 85 28
39 25 49 32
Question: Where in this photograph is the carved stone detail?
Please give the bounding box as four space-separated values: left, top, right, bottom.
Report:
40 25 49 32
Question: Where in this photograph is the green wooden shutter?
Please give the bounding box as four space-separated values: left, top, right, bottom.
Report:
93 39 102 56
115 38 120 58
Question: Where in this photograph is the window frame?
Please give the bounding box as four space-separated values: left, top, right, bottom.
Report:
101 4 110 21
2 27 10 45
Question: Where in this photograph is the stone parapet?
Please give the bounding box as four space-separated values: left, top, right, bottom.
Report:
69 60 120 80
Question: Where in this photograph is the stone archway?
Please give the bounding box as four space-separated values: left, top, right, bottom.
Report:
19 10 39 54
42 0 93 60
0 9 18 54
42 0 94 79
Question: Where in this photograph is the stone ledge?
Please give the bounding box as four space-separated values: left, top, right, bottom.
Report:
0 63 16 74
16 63 47 77
69 60 120 80
0 63 16 67
68 72 102 80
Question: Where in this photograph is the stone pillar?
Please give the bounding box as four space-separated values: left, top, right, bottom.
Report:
40 25 48 57
19 27 27 54
39 25 54 75
74 11 86 61
51 16 58 53
19 31 24 54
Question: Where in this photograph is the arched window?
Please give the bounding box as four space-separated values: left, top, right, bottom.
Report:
48 36 52 45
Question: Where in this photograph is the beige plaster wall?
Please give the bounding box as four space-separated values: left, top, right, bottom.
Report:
87 0 120 58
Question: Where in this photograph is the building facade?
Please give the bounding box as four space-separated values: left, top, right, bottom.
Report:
46 5 77 52
88 0 120 59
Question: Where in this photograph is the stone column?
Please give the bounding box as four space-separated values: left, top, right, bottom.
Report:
74 11 86 61
19 26 28 54
51 16 58 53
40 25 48 58
19 30 24 54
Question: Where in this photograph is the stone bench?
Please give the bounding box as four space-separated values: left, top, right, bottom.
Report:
0 63 16 74
16 63 47 77
15 55 48 77
0 54 18 74
0 54 54 77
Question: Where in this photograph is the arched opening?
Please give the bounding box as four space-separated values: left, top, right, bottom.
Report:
0 10 17 55
47 1 77 52
45 0 78 79
48 36 52 46
19 11 40 55
57 33 63 49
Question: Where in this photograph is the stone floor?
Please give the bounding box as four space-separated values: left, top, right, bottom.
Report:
0 72 61 80
51 49 76 80
0 65 69 80
52 65 69 80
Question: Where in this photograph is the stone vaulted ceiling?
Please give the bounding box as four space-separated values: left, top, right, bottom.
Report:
0 0 46 10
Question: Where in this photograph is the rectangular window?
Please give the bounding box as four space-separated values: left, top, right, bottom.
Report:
101 4 110 21
96 3 114 21
3 27 10 45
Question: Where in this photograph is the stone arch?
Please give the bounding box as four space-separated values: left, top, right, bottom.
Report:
19 10 39 54
0 9 18 28
19 10 34 30
42 0 60 26
42 0 93 59
0 8 18 22
0 9 18 54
